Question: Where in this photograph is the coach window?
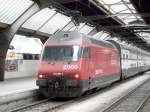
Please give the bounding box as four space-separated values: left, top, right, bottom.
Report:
126 54 128 59
82 48 90 58
123 54 125 60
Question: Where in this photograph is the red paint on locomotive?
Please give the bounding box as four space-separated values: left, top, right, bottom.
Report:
36 31 121 97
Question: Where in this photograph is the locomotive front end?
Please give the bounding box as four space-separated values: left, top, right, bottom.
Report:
36 45 83 97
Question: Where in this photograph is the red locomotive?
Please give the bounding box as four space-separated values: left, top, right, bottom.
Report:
36 31 150 97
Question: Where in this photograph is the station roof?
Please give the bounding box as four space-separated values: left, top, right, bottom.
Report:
0 0 150 51
131 0 150 42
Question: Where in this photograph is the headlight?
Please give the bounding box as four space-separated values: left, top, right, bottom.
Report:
38 74 45 79
75 74 79 79
39 74 43 78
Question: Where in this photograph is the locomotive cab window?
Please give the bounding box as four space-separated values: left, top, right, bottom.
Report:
42 45 80 61
82 47 90 58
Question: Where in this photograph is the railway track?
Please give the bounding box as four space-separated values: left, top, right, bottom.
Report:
9 98 52 112
0 90 40 112
2 74 150 112
0 96 37 112
0 87 98 112
101 78 150 112
134 94 150 112
0 86 113 112
8 97 74 112
139 94 150 112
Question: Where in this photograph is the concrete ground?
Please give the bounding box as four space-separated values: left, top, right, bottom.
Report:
0 76 38 96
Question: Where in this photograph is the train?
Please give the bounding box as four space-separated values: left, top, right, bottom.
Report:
36 31 150 97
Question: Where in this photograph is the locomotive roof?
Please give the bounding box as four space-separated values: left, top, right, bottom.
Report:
46 31 150 56
46 31 117 49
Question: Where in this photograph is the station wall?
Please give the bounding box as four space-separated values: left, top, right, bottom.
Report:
5 60 38 79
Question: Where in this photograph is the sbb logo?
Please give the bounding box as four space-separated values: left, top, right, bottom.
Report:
63 65 79 70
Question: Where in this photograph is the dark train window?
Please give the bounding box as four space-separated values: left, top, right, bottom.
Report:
126 54 128 59
123 54 125 60
82 48 90 58
43 46 79 61
23 54 40 60
35 54 40 60
23 54 29 60
29 54 32 59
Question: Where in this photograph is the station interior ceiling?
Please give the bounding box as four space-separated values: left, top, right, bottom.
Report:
0 0 150 51
0 0 150 81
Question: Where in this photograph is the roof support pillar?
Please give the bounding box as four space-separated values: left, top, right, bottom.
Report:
0 3 40 81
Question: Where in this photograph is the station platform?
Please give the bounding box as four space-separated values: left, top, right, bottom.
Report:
0 76 38 96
